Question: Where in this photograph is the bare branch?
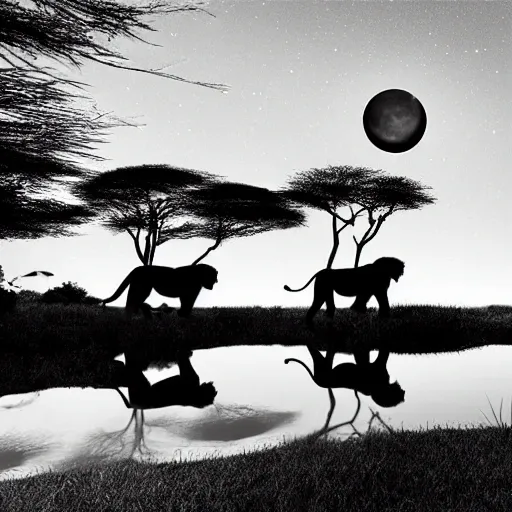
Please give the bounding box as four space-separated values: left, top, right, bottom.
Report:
0 0 229 91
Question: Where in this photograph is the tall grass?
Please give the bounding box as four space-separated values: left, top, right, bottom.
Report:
1 303 509 357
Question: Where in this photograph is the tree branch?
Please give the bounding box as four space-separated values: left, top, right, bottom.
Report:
125 226 145 264
192 236 223 265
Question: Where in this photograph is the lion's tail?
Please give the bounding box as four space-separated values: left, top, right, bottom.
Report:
101 269 136 305
283 271 321 293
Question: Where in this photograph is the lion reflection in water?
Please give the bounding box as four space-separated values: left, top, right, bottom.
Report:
285 344 405 408
114 349 217 410
95 350 217 459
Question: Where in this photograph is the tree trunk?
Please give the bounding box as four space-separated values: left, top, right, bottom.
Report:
354 244 363 268
127 228 145 265
142 232 151 266
149 229 158 266
326 215 339 269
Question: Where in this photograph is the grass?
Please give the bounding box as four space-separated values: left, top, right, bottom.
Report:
0 302 512 510
1 425 512 511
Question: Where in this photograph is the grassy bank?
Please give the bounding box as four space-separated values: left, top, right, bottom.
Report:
1 303 511 510
1 426 512 511
1 303 510 356
0 303 510 396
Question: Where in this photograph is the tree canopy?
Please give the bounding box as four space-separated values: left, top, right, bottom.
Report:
281 165 436 268
73 164 218 265
351 174 436 267
0 178 94 240
0 0 227 242
0 68 121 178
184 182 307 264
281 166 379 268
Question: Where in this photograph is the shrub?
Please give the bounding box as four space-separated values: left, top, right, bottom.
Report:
41 290 69 304
42 281 88 304
17 290 43 304
82 295 102 305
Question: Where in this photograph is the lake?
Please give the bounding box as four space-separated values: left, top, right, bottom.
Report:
1 344 511 481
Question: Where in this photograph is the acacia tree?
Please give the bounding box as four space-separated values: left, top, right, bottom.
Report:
1 0 227 178
281 166 436 270
0 176 92 304
183 182 307 264
280 166 379 269
351 175 436 267
0 0 227 246
73 164 218 266
0 68 116 246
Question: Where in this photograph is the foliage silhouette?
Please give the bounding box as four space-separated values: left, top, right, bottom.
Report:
0 0 228 91
281 165 436 268
351 175 436 267
73 165 218 266
42 281 90 304
1 0 227 245
0 174 95 241
281 165 378 269
183 181 307 264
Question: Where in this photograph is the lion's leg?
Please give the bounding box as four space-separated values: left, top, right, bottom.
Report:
125 282 152 318
177 287 200 317
126 366 152 407
350 292 371 313
373 348 390 367
353 348 370 367
139 302 153 320
125 304 137 319
176 356 200 386
306 344 332 386
324 290 336 320
306 288 326 324
374 290 390 317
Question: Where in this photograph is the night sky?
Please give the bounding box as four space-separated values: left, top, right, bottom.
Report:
3 1 511 308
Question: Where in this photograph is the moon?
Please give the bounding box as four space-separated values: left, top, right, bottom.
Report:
363 89 427 153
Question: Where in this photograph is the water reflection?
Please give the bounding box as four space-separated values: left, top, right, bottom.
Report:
285 343 406 408
0 436 53 473
0 347 299 479
0 345 512 481
284 342 405 439
116 349 217 410
66 349 220 463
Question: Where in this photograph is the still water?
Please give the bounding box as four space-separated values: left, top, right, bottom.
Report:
1 345 511 481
